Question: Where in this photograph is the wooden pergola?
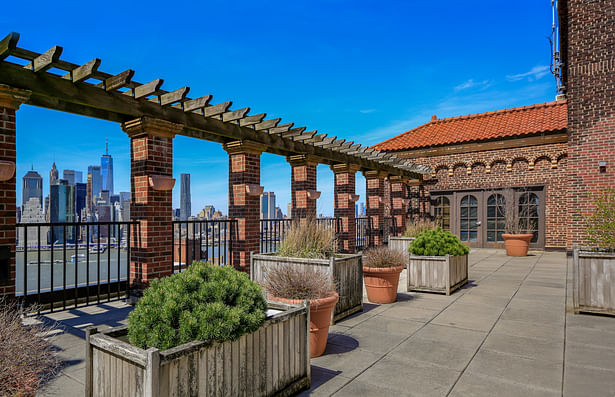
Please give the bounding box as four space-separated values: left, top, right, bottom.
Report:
0 32 431 179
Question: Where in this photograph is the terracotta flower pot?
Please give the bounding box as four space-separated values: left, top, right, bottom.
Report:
363 265 405 304
502 233 533 256
270 293 339 358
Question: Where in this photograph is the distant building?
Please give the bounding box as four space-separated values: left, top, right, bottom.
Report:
359 202 366 216
50 181 75 243
275 206 284 219
260 192 276 219
49 162 58 187
198 205 215 219
180 173 191 220
88 165 102 200
75 183 87 222
287 202 292 219
101 140 114 195
22 169 43 207
63 169 76 185
99 190 110 204
18 198 49 246
212 210 224 219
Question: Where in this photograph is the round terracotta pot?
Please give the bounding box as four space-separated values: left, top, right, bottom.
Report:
502 233 533 256
270 293 339 358
363 265 405 304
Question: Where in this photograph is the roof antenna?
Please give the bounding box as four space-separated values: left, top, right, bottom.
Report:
550 0 565 99
105 137 108 155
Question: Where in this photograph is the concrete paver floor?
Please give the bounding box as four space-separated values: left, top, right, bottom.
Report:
35 249 615 396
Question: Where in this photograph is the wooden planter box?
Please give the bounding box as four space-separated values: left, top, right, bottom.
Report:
86 301 310 397
407 254 468 295
388 236 415 263
573 247 615 316
251 253 363 323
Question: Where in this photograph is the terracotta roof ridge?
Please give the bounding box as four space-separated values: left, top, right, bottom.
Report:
371 120 434 149
430 100 566 124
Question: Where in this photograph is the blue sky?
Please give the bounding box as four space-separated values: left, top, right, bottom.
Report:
3 1 557 216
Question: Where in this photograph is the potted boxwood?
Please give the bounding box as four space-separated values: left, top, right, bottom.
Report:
407 228 469 295
389 218 438 263
573 188 615 316
251 221 363 323
498 188 537 256
363 246 406 304
262 264 338 358
86 262 311 396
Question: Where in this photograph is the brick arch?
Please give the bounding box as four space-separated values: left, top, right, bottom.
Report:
470 161 486 175
452 162 467 171
433 164 449 180
512 157 529 171
489 158 508 174
532 154 552 165
556 152 568 163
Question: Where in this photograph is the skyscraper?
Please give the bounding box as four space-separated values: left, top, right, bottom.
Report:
88 165 102 200
63 169 76 185
75 183 87 222
260 192 276 219
101 139 114 195
22 168 43 206
180 173 191 221
49 162 58 187
50 181 75 243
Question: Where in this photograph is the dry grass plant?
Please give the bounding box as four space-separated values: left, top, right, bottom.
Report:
0 298 60 396
277 220 335 259
363 246 406 268
497 188 538 234
262 264 337 300
403 218 439 238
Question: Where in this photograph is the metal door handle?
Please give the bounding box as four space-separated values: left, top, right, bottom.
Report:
476 221 482 226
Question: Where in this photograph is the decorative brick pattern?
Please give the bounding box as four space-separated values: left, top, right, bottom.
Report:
331 164 360 253
363 170 387 246
389 176 409 236
287 155 318 221
564 0 615 249
224 140 267 270
122 117 182 293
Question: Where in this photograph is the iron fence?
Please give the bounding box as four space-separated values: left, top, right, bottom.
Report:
259 217 341 254
356 217 370 251
172 219 238 271
15 221 137 313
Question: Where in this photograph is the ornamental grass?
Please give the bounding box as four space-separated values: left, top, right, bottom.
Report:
277 221 335 259
262 264 337 301
363 246 406 268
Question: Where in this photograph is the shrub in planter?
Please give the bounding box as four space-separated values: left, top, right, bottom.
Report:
0 299 60 396
407 228 469 295
128 262 267 350
277 220 335 259
262 264 338 358
363 247 406 304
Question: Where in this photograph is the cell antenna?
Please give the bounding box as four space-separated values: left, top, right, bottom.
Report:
550 0 565 97
105 137 108 155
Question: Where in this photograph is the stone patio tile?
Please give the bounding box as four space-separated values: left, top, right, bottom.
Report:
351 314 423 336
337 327 408 354
563 364 615 397
565 323 615 349
565 313 615 333
379 305 440 323
466 349 562 392
398 295 454 311
389 337 479 371
454 293 510 308
431 306 500 332
482 332 564 363
449 371 560 397
411 323 487 348
564 341 615 371
38 372 83 397
446 302 505 316
332 379 402 397
491 318 564 340
311 347 382 379
298 368 350 397
500 306 565 325
352 355 460 397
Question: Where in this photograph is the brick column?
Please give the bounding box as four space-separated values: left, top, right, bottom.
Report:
390 176 409 236
0 85 29 298
363 170 387 247
122 117 182 296
224 140 266 270
287 154 319 222
331 164 360 253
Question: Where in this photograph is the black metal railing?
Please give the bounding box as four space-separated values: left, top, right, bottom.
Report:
259 217 341 254
356 217 370 250
172 219 238 272
16 221 138 313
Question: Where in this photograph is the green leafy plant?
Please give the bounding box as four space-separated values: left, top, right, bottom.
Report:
403 218 439 238
277 221 335 259
363 246 406 268
409 228 470 257
262 264 337 300
128 262 267 350
585 188 615 249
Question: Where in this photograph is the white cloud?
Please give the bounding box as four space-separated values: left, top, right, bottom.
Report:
506 65 550 82
454 79 490 92
359 109 376 114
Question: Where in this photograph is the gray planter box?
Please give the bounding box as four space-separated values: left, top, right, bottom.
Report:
388 236 415 263
573 247 615 316
86 301 310 397
251 252 363 323
407 254 468 295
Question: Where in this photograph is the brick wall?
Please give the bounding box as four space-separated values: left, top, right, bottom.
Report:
332 164 360 253
364 170 387 246
288 155 318 221
390 176 409 236
564 0 615 249
224 140 266 270
398 141 568 249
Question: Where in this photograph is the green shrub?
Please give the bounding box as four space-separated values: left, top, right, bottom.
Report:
277 220 335 259
128 262 267 350
585 188 615 249
409 228 470 257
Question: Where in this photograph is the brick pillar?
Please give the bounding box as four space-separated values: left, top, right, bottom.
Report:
331 164 360 253
390 176 409 236
224 140 266 270
565 0 615 249
287 154 319 222
0 85 29 298
122 117 182 295
363 170 387 247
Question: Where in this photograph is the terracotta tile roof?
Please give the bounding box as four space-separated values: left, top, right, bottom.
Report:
373 100 567 151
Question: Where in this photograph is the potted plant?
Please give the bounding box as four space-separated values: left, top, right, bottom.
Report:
407 228 469 295
573 188 615 316
498 188 537 256
251 221 363 323
86 262 311 396
262 264 338 358
363 246 406 304
389 218 438 262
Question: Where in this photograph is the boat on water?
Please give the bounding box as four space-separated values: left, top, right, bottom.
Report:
89 246 106 254
70 254 86 263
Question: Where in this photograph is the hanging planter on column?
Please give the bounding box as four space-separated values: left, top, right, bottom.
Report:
0 161 15 181
245 184 264 196
148 175 175 191
307 189 321 200
349 194 360 202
